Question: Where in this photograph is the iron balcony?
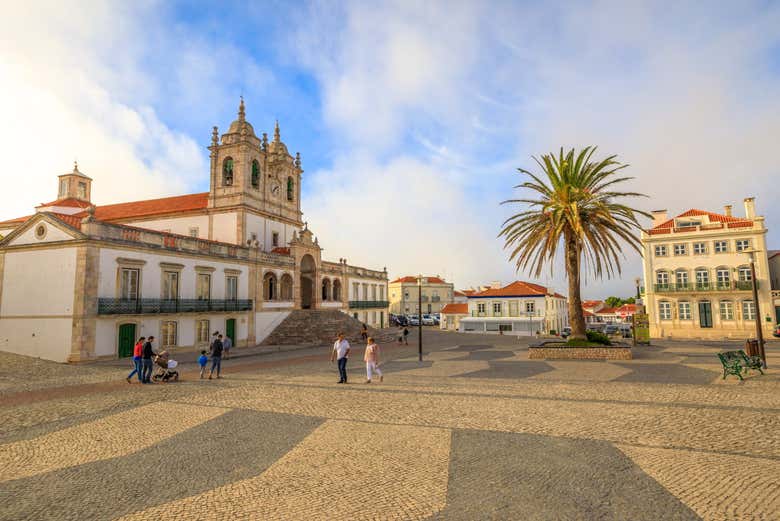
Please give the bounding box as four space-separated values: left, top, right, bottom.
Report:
652 281 756 293
98 298 253 315
348 300 390 309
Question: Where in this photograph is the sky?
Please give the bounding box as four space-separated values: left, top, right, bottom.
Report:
1 0 779 298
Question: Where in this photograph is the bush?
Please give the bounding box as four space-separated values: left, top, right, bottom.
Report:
586 330 611 345
549 329 557 335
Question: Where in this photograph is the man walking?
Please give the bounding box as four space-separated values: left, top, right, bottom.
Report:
330 332 351 384
209 334 224 379
222 334 233 359
141 336 155 384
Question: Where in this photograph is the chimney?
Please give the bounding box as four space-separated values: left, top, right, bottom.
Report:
724 205 732 217
744 197 756 219
651 209 668 228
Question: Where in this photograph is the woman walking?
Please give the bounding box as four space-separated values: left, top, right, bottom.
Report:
126 336 145 383
364 337 383 384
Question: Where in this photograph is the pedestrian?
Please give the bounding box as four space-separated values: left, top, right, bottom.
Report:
397 326 403 346
360 323 368 342
209 334 223 379
364 336 383 384
210 331 219 351
141 336 155 384
126 336 145 383
403 326 409 345
222 334 233 359
198 350 208 379
330 332 351 384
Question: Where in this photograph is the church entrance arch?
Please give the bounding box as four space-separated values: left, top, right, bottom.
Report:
300 254 316 309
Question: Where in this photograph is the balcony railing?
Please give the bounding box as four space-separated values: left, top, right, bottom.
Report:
431 296 441 302
348 300 389 309
98 298 253 315
471 311 544 318
653 281 756 293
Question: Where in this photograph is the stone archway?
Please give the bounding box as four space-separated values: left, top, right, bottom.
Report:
300 254 316 309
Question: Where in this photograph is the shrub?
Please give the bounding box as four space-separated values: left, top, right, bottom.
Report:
549 329 557 335
586 330 611 345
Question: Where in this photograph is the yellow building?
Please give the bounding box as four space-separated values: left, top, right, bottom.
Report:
641 198 775 339
388 276 454 315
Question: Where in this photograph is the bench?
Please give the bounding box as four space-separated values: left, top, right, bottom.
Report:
717 350 764 380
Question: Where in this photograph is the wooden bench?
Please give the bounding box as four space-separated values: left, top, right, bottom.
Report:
717 350 764 380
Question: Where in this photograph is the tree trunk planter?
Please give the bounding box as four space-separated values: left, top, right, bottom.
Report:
528 341 632 360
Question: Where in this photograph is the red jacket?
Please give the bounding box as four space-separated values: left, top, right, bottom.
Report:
133 342 143 358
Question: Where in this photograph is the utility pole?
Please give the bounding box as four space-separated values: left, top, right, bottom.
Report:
418 274 423 362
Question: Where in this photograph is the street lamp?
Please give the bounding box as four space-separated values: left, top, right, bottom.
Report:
634 276 642 310
743 248 767 368
417 274 423 362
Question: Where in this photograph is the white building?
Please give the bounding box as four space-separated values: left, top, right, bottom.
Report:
458 281 568 336
0 100 389 362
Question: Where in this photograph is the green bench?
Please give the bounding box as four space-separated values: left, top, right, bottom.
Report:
717 350 764 380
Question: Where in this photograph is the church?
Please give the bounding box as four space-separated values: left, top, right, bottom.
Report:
0 100 389 362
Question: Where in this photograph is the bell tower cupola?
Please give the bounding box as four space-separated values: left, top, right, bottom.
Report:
57 161 92 202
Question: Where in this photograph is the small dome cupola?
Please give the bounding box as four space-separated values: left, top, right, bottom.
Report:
226 96 256 137
267 120 290 156
57 161 92 202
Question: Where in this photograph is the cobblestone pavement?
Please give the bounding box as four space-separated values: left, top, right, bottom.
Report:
0 331 778 520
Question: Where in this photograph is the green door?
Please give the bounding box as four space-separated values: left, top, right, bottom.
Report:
698 301 713 328
118 323 136 358
226 318 236 346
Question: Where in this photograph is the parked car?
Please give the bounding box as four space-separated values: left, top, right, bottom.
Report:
604 324 619 335
561 326 572 339
618 324 633 338
422 314 435 326
408 315 420 326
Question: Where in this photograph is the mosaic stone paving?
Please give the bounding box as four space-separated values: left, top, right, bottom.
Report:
1 334 779 520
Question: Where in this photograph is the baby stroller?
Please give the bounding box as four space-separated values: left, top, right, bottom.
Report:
152 351 179 382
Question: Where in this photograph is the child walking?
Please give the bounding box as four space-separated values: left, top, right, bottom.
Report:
364 337 383 384
198 350 208 379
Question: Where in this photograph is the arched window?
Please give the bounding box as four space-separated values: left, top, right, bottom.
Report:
251 160 260 189
715 266 731 289
322 278 331 301
333 279 341 301
675 269 689 288
287 176 294 201
737 265 752 282
655 270 669 288
263 272 277 301
695 268 710 289
280 273 293 301
223 157 234 186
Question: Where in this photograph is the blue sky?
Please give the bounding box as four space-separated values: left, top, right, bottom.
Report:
2 0 779 298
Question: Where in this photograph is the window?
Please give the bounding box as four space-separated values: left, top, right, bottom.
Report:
678 301 691 320
714 240 728 253
719 300 734 320
362 284 368 300
322 279 331 301
716 268 730 288
197 320 210 344
493 302 502 315
656 270 669 287
738 266 752 282
162 271 179 300
222 157 234 186
509 301 518 316
120 268 139 300
264 273 278 301
59 179 68 197
196 273 211 300
654 245 668 257
287 177 294 201
659 301 672 320
525 301 535 313
695 269 709 288
675 270 689 287
735 239 751 252
332 279 341 301
251 160 260 189
189 227 199 238
379 286 384 301
693 242 707 255
742 300 755 320
371 285 377 300
355 283 361 300
673 243 688 256
161 321 177 347
272 232 279 247
226 276 238 301
77 182 87 199
477 303 486 314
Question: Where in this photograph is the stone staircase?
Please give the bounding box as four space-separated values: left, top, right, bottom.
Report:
261 309 394 347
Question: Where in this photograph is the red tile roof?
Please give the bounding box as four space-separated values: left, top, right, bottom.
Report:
553 292 566 299
36 198 92 209
271 247 290 255
471 280 548 298
391 276 447 284
596 307 618 314
582 309 595 317
83 192 209 221
50 213 83 231
650 209 752 232
0 215 32 226
441 303 468 314
582 300 603 308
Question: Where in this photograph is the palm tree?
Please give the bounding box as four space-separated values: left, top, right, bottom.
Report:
500 147 649 341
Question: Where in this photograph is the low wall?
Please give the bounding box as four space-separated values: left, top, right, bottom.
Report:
528 344 632 360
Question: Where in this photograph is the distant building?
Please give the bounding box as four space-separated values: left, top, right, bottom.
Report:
440 303 468 331
641 198 775 339
388 276 454 315
458 281 568 335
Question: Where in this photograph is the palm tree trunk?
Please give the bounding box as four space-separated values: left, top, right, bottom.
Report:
565 231 587 340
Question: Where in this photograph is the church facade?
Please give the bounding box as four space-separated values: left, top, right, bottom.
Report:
0 100 389 362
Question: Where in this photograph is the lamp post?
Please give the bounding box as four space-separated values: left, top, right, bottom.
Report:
417 274 423 362
744 248 767 368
